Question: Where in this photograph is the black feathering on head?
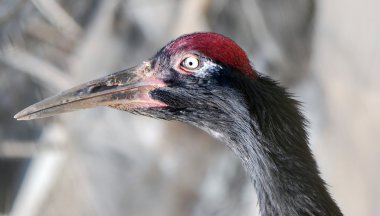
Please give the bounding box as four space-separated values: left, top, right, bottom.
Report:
137 32 343 215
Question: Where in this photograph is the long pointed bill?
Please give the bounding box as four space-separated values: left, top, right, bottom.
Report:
14 61 167 120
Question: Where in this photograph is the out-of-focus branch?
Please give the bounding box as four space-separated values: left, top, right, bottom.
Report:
25 17 75 52
1 123 68 158
0 0 28 24
31 0 82 40
0 45 73 90
68 0 121 79
241 0 285 65
0 141 63 158
0 141 38 158
170 0 212 37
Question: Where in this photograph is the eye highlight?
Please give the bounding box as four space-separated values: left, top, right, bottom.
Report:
181 56 199 70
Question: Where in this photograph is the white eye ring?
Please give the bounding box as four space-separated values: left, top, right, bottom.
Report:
181 56 199 70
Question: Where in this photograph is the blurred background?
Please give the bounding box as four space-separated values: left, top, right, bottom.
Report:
0 0 379 215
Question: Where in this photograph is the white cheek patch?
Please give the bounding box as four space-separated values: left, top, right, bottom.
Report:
195 60 222 78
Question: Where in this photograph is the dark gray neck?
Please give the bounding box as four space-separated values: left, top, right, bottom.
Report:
150 72 343 215
204 77 343 216
223 120 342 215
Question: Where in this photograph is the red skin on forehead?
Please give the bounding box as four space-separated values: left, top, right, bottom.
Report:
166 32 257 79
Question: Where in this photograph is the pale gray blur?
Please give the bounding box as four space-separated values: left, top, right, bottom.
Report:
0 0 379 216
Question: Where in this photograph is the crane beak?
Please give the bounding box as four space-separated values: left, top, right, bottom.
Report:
14 61 167 120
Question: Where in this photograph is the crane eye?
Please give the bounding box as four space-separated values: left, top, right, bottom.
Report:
181 56 199 70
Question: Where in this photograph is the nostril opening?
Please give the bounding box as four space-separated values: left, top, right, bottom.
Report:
87 85 116 93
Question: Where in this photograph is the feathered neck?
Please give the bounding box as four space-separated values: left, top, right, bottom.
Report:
215 76 343 215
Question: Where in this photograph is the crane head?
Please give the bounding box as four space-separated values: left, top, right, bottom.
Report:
15 32 256 128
